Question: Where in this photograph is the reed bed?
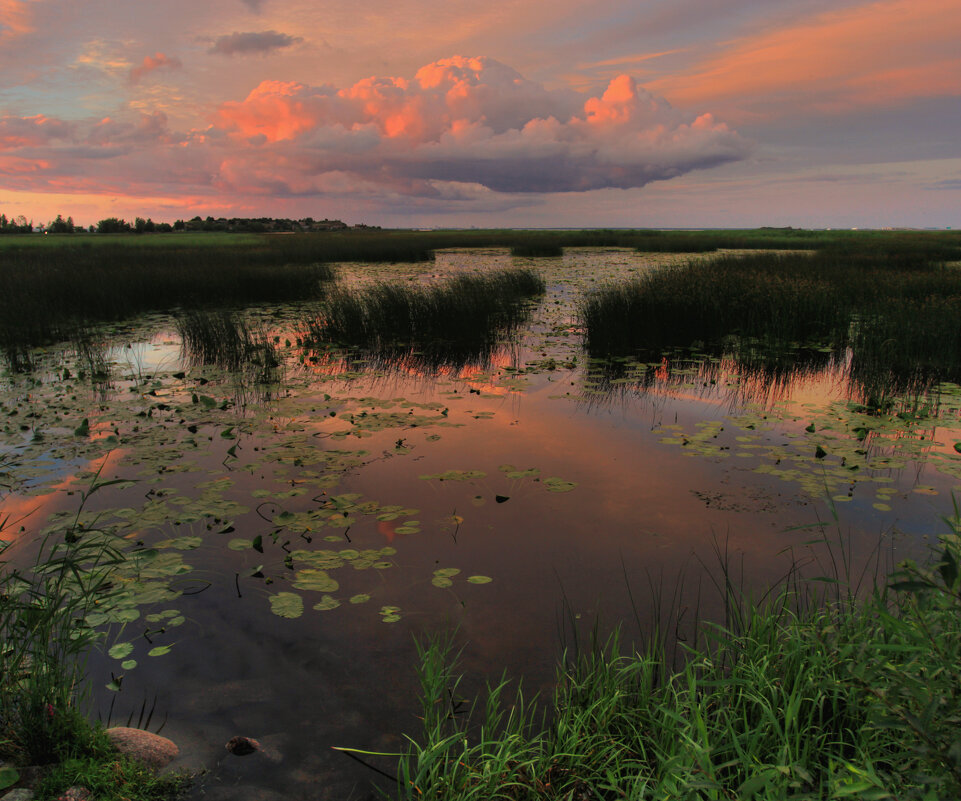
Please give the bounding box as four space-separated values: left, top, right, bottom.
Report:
393 527 961 799
0 240 334 354
302 268 545 370
580 244 961 401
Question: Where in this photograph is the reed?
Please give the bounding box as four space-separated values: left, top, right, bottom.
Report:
176 309 280 375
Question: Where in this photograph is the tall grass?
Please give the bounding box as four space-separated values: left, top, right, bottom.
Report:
302 268 545 370
393 521 961 799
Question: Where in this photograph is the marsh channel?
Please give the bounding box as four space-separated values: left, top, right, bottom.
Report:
2 247 960 799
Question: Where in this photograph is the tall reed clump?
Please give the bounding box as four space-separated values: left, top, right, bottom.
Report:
392 520 961 799
303 268 545 369
176 309 280 378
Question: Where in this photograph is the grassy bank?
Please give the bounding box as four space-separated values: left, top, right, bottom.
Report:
580 242 961 402
302 267 545 370
393 527 961 799
0 481 190 800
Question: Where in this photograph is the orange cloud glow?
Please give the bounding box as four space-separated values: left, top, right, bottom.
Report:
129 52 182 84
0 0 33 41
645 0 961 117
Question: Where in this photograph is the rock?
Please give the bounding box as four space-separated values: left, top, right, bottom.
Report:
105 727 179 770
57 789 90 801
225 736 260 756
1 789 34 801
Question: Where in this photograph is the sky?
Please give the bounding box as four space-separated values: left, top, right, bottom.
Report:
0 0 958 228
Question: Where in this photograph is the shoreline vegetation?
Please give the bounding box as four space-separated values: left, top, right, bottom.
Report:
390 519 961 800
2 227 961 798
0 479 192 800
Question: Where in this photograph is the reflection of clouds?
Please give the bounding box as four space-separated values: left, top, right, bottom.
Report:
0 448 125 546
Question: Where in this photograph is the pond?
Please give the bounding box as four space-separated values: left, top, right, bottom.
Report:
2 247 960 800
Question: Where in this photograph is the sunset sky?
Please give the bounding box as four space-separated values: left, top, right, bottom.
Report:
1 0 958 228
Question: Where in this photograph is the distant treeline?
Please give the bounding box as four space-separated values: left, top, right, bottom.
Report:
0 212 374 234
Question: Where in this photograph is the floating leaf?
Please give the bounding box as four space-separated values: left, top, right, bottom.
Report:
148 645 172 657
292 569 339 593
467 575 493 584
228 538 252 551
154 536 203 551
434 568 461 578
108 642 134 660
350 593 371 604
269 592 304 619
432 576 453 588
544 477 577 493
121 659 138 670
313 595 341 611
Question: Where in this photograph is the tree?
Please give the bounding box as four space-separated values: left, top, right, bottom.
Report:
48 214 75 234
96 217 130 233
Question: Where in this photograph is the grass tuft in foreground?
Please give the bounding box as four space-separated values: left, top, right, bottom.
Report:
0 476 192 799
393 523 961 799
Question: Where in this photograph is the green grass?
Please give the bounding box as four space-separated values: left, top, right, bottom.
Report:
391 520 961 800
302 268 545 370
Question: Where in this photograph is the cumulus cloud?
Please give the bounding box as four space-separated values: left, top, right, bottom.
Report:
129 52 181 83
209 30 302 56
0 56 749 208
213 56 750 194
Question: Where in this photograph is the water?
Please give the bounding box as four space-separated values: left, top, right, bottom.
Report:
2 248 959 799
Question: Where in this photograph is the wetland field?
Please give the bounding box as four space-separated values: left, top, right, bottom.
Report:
3 229 961 799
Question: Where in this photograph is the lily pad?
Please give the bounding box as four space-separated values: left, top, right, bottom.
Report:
108 642 134 660
269 592 304 619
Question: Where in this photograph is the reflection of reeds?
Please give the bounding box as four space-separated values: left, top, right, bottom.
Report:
580 244 961 402
302 268 545 371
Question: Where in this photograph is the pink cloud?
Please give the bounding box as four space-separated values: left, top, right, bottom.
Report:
645 0 961 118
0 56 748 209
129 51 182 84
0 114 72 149
212 56 750 193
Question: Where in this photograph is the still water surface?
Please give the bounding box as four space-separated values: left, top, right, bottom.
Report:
2 248 960 799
